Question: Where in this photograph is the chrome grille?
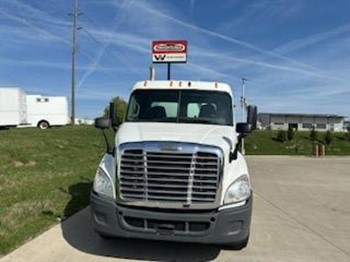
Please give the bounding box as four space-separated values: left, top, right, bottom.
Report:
119 148 220 204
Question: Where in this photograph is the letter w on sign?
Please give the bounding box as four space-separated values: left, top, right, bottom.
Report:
154 54 166 61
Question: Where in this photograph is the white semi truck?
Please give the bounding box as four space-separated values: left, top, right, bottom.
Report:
91 80 257 249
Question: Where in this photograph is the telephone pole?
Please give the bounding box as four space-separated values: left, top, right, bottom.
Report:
70 0 82 125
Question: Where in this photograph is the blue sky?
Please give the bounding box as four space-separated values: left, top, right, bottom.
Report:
0 0 349 119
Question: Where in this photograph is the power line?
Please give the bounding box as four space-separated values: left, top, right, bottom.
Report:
81 28 121 63
80 26 144 78
39 1 127 83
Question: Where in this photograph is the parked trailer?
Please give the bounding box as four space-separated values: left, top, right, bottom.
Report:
0 88 27 127
0 87 70 129
26 95 70 129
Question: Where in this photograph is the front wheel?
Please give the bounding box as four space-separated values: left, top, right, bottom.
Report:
38 121 50 130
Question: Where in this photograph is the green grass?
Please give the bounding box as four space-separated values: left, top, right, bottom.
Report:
245 130 350 155
0 126 105 255
1 127 349 255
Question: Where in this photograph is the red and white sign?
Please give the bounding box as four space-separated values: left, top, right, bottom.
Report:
152 40 187 63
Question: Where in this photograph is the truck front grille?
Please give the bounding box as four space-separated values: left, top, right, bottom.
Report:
124 216 210 233
119 148 220 204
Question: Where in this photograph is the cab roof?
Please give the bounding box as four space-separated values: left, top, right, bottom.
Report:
132 80 233 96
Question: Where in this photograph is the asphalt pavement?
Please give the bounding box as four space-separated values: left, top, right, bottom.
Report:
1 156 350 262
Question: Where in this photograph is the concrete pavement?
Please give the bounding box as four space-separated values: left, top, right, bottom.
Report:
1 156 350 261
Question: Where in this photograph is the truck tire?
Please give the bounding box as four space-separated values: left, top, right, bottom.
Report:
38 121 50 130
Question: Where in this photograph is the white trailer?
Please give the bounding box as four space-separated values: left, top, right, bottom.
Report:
26 95 70 129
0 88 27 127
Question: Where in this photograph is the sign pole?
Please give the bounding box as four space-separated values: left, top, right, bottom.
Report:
167 63 171 80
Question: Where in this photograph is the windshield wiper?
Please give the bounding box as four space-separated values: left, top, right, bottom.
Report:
128 118 175 123
179 118 219 124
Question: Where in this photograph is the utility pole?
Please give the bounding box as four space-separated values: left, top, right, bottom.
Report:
70 0 82 125
241 78 248 155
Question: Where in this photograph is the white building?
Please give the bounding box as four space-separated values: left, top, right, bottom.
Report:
75 118 94 125
259 113 345 131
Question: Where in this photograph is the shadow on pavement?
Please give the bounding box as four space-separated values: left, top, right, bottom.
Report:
61 183 221 262
61 181 92 219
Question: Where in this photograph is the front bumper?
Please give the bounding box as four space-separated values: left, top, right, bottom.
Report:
90 192 252 245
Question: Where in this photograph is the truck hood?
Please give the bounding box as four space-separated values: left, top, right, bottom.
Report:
116 122 237 153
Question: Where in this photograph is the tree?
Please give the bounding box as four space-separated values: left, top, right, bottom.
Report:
104 96 128 127
309 127 318 142
287 127 294 141
347 127 350 142
324 130 333 145
276 130 288 143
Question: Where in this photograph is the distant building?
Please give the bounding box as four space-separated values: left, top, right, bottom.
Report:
75 118 94 125
344 120 350 131
258 113 345 131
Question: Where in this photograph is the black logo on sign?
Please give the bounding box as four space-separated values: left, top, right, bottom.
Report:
154 54 166 61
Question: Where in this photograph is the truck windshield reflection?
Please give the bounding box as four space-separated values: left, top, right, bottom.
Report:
126 89 233 126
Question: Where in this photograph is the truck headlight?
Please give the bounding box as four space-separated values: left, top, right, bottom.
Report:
224 175 251 204
93 168 115 199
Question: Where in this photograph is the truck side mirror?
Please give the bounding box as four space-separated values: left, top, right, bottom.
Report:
231 122 251 162
109 102 118 127
236 123 251 134
95 117 111 129
94 117 114 154
247 105 257 131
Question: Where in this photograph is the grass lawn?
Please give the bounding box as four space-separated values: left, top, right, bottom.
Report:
245 130 350 155
0 126 349 255
0 126 105 255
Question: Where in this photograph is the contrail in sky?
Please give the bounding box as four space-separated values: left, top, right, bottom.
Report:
0 9 70 45
132 1 321 74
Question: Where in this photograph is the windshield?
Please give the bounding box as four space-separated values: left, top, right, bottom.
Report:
126 89 233 126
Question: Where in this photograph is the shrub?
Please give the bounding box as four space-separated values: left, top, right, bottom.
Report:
324 130 333 145
276 130 288 143
287 128 294 141
309 127 318 142
103 96 128 127
347 127 350 142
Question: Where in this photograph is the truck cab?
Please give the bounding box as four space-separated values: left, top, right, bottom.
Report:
91 80 257 249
